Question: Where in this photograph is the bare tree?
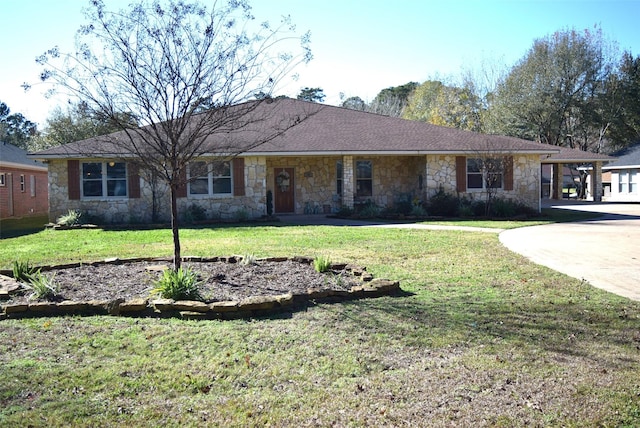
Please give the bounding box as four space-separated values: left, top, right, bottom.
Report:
26 0 312 269
466 150 514 216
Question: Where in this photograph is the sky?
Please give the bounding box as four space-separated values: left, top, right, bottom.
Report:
1 0 639 127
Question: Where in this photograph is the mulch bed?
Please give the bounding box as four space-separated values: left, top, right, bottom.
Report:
2 258 363 305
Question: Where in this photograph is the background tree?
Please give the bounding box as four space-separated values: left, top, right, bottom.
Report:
607 51 640 149
0 101 37 150
30 102 137 151
402 80 482 132
368 82 417 117
297 87 325 103
29 0 312 270
485 27 617 150
340 95 366 111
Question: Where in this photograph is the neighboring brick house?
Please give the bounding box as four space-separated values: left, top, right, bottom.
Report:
29 98 609 224
0 142 48 220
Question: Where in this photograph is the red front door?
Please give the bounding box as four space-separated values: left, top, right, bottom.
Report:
274 168 294 213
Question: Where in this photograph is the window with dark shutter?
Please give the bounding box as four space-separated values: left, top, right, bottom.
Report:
233 158 245 197
456 156 466 192
68 160 81 200
128 163 141 198
504 156 514 191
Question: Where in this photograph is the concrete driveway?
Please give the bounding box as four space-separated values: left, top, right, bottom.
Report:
499 202 640 301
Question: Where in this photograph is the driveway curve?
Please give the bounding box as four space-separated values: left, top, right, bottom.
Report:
499 202 640 301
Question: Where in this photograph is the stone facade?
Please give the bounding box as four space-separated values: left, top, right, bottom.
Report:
426 154 540 210
47 157 267 223
179 156 267 221
47 153 542 224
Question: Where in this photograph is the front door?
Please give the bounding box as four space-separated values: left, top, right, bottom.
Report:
274 168 294 213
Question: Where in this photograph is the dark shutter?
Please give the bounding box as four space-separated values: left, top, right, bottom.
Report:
233 158 245 196
175 168 187 198
68 160 80 200
504 156 514 191
456 156 467 192
128 163 140 198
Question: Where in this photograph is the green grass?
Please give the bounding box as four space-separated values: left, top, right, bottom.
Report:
1 210 638 426
418 207 604 229
0 215 49 239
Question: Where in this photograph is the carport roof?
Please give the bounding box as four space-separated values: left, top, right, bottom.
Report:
542 146 615 164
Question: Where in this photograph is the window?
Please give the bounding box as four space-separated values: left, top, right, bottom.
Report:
619 170 638 194
20 175 25 192
336 161 343 196
188 161 232 196
30 175 36 197
356 160 372 197
0 173 5 186
82 162 127 198
467 158 503 190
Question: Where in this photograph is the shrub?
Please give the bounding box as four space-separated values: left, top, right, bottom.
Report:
184 204 207 223
240 253 257 266
234 208 250 222
491 198 516 218
410 204 427 217
313 255 332 273
471 200 487 217
358 200 380 218
27 272 59 301
427 188 460 217
394 200 413 215
12 260 39 283
336 206 354 217
458 204 475 217
56 209 82 226
266 190 274 216
152 267 202 301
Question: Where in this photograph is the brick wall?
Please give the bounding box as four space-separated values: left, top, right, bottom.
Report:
0 166 49 219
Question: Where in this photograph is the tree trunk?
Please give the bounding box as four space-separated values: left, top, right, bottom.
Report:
170 185 181 271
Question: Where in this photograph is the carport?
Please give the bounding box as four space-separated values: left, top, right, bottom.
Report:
542 147 615 202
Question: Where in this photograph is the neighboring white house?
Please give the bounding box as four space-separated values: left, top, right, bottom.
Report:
603 143 640 202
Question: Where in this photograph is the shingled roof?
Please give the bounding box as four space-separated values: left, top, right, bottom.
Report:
31 98 560 159
1 141 47 170
603 143 640 169
542 145 615 164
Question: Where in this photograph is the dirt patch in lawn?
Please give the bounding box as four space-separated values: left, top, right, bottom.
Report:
2 258 364 305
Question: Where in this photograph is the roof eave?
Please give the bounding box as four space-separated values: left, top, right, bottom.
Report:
603 164 640 170
0 160 48 171
246 149 558 157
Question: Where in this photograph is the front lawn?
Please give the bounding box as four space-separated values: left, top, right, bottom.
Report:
1 218 638 426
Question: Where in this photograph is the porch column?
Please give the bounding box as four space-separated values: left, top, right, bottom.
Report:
552 163 562 200
423 155 429 200
591 161 603 202
342 155 354 209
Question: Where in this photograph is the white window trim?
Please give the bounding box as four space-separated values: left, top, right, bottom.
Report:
0 173 5 187
187 161 233 198
355 160 373 198
618 169 638 194
336 161 343 196
466 158 504 191
81 161 128 200
19 174 25 192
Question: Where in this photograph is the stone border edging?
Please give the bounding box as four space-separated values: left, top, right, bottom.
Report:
0 256 402 321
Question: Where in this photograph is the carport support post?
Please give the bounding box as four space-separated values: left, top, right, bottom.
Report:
591 161 603 202
342 155 355 209
552 163 562 200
